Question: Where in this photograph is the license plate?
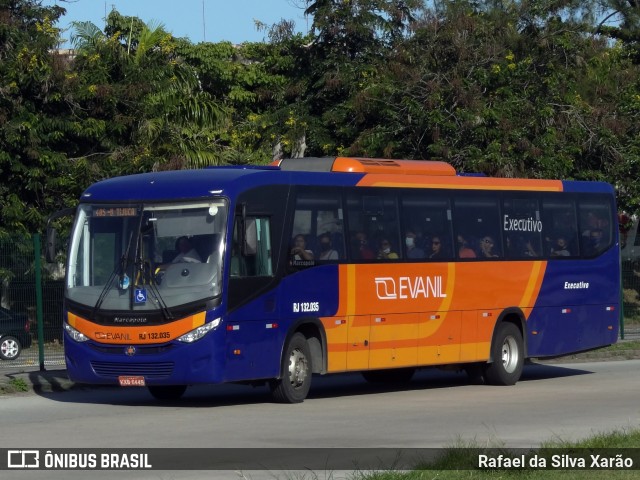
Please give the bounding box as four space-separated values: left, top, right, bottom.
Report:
118 375 146 387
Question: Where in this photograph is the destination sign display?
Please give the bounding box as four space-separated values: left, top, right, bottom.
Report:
92 207 137 217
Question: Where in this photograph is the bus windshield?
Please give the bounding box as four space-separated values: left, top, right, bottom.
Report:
66 201 228 312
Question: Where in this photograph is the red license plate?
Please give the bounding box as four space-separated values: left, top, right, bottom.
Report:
118 376 146 387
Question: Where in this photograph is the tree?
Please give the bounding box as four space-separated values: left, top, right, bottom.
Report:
0 0 79 234
68 11 228 172
332 0 640 211
291 0 422 156
597 0 640 62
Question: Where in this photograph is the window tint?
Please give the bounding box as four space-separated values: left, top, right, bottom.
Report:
502 197 542 259
578 198 613 257
542 198 579 258
347 191 401 261
231 217 273 277
291 190 345 268
401 192 453 261
453 195 501 259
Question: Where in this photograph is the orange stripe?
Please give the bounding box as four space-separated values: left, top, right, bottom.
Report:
68 312 206 344
356 174 563 191
518 261 547 317
329 340 490 360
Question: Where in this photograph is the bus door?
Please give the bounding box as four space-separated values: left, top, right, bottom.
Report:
225 215 281 381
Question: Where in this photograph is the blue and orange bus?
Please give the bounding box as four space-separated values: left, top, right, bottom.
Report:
50 157 620 402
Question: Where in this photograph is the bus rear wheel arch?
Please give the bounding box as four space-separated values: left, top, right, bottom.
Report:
484 321 524 386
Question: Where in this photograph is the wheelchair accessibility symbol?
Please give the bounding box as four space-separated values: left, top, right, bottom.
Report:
134 288 147 304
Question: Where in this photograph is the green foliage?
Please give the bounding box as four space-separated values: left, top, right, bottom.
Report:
68 12 228 172
8 377 29 392
0 0 78 234
2 0 640 235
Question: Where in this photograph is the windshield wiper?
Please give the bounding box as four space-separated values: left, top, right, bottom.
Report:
135 258 174 321
92 230 135 318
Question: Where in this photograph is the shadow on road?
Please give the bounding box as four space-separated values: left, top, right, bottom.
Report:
31 361 593 407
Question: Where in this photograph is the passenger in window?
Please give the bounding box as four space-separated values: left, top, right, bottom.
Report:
551 236 570 257
354 232 375 259
523 240 537 257
506 236 538 258
291 234 314 262
377 239 399 260
480 236 499 258
457 234 476 258
581 212 598 238
429 235 445 259
172 237 202 263
405 230 425 259
586 229 605 255
317 233 339 261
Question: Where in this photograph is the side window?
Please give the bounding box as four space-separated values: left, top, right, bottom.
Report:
347 191 401 261
501 197 543 259
542 198 579 258
290 190 345 269
453 195 501 259
578 198 613 257
231 217 273 277
401 192 453 261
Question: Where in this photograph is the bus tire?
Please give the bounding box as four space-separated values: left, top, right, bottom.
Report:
147 385 187 401
362 368 415 383
484 322 524 386
270 333 312 403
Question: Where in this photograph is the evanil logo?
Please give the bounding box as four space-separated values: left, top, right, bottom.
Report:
375 276 447 300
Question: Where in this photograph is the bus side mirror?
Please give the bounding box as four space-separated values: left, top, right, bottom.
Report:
45 207 76 263
45 227 57 263
243 218 257 256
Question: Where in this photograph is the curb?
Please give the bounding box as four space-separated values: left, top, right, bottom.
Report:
1 369 74 394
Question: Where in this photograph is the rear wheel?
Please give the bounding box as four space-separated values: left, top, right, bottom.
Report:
147 385 187 401
362 368 415 384
270 333 312 403
484 322 524 386
0 336 22 360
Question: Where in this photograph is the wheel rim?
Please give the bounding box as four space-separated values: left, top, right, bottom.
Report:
501 335 519 373
287 348 308 389
1 339 19 359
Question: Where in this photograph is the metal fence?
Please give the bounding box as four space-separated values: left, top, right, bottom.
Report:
0 233 638 371
0 233 64 369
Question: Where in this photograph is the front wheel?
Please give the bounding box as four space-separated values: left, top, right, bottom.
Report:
484 322 524 386
147 385 187 401
270 333 312 403
0 336 22 360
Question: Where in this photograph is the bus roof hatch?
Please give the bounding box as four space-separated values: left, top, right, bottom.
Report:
275 157 456 176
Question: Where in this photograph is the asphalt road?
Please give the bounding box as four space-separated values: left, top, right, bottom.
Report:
2 360 639 479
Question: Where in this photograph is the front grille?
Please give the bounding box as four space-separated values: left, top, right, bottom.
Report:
88 343 173 355
90 361 174 379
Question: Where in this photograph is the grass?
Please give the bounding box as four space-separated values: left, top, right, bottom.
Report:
0 377 29 394
356 429 640 480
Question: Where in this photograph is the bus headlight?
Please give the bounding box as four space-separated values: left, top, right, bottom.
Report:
177 318 220 343
64 323 89 342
